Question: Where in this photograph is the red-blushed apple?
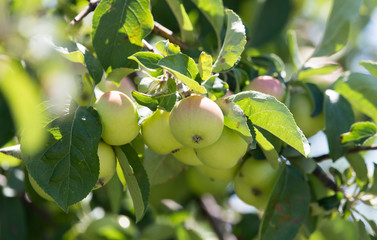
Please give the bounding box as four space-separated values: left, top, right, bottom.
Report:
141 109 183 154
243 75 286 101
94 91 140 146
169 95 224 148
234 157 279 209
172 146 203 166
93 140 117 189
196 127 248 169
289 91 324 138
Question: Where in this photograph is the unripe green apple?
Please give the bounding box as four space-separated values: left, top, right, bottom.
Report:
196 127 248 169
172 146 203 166
169 95 224 148
196 163 240 181
94 91 140 146
93 140 117 189
243 76 286 101
186 167 229 196
234 157 279 209
141 109 183 154
29 174 54 201
289 91 324 138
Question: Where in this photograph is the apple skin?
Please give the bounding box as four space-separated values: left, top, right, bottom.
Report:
94 91 140 146
243 76 286 101
195 127 248 169
234 157 279 209
169 95 224 148
172 146 203 166
196 163 240 181
289 91 324 138
186 167 229 196
29 174 54 201
93 140 117 190
141 109 183 154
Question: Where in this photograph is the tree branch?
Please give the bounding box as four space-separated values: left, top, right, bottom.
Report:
312 166 340 192
70 0 101 26
313 144 377 162
0 144 22 160
152 21 190 50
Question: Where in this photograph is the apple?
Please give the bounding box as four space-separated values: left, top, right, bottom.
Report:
186 167 229 196
94 91 140 146
29 174 54 201
196 163 240 181
289 91 324 138
172 146 203 166
243 76 286 101
93 140 117 189
195 127 248 169
169 95 224 148
141 109 183 154
234 157 279 209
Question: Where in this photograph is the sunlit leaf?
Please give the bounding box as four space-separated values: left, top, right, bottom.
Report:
287 30 302 72
254 128 279 169
129 52 163 70
165 0 194 43
341 122 377 145
198 52 213 81
155 40 181 56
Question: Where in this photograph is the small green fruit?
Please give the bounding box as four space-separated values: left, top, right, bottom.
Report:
169 95 224 148
141 109 183 154
172 146 203 166
196 127 248 169
243 76 286 101
196 163 240 181
29 174 54 201
186 167 229 196
94 91 140 146
234 157 279 209
94 140 117 189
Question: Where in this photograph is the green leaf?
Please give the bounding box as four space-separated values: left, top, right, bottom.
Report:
254 128 279 169
129 52 163 70
0 196 26 240
105 174 124 213
313 0 362 57
308 216 358 240
213 9 246 73
361 60 377 78
165 0 195 43
132 91 159 111
114 145 149 222
249 54 285 74
299 63 341 80
259 166 310 240
216 98 251 137
0 152 21 168
287 30 302 72
143 149 184 185
198 52 213 81
0 59 47 155
106 68 135 84
92 0 153 70
324 90 354 160
341 122 377 145
190 0 224 44
367 163 377 195
24 106 102 211
154 78 178 112
203 76 228 99
345 153 368 183
155 40 181 56
334 74 377 123
0 91 15 147
158 53 206 94
229 91 310 157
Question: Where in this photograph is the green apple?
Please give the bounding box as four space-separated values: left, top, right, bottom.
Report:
94 91 140 146
243 76 286 101
172 146 203 166
169 95 224 148
93 140 117 189
186 167 229 196
29 174 54 201
196 127 248 169
234 157 279 209
289 91 325 138
196 163 240 181
141 109 183 154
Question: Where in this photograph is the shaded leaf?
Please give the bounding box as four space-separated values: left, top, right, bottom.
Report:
203 76 228 99
213 9 246 73
287 30 302 72
345 153 368 183
24 106 102 211
0 196 26 240
0 91 15 147
254 128 279 169
341 122 377 145
132 91 159 111
115 145 149 222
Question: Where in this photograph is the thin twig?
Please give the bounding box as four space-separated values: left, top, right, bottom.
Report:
142 39 155 52
70 0 101 26
152 21 190 50
198 195 225 240
312 165 340 192
313 144 377 162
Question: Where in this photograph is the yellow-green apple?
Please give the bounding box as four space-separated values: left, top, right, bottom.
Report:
93 140 117 189
243 76 286 101
94 91 140 146
289 91 324 138
141 109 183 154
29 174 54 201
186 167 229 196
234 157 279 209
195 127 248 169
169 95 224 148
172 146 203 166
196 163 240 181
